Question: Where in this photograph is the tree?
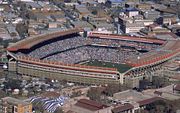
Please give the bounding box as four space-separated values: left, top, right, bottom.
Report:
54 108 64 113
152 76 169 88
146 99 178 113
16 23 28 38
71 91 82 98
92 10 97 15
103 83 126 96
0 90 6 98
32 101 45 113
105 0 112 8
87 87 102 102
3 79 22 90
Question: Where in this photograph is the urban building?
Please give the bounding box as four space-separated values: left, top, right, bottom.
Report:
0 97 32 113
141 10 160 20
157 16 179 25
110 0 126 8
97 0 107 3
6 28 180 88
112 90 162 113
161 60 180 81
71 99 112 113
136 3 152 10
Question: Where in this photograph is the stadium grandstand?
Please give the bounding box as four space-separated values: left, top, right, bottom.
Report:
6 28 180 88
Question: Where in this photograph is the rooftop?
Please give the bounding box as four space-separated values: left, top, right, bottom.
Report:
112 103 134 113
75 99 108 111
40 91 61 98
138 97 163 106
127 40 180 67
7 28 83 51
110 0 125 3
113 90 152 102
1 97 31 106
174 84 180 91
163 61 180 71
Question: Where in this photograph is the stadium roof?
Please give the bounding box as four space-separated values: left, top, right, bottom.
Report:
7 29 180 72
127 40 180 67
89 32 180 68
7 28 83 52
88 32 165 44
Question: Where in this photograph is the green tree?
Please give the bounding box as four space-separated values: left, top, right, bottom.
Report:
104 83 126 96
105 0 111 8
92 10 97 15
16 23 28 37
152 76 169 88
0 90 6 98
87 87 101 102
3 79 22 90
71 91 82 98
54 108 64 113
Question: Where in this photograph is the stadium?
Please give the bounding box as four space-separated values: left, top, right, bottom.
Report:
6 28 180 88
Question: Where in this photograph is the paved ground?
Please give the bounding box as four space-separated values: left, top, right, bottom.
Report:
143 84 180 100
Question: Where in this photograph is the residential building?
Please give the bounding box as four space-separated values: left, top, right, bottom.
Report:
76 5 91 18
123 21 144 33
141 10 160 20
25 2 42 11
119 15 145 33
125 8 139 18
97 0 107 3
112 103 134 113
125 0 140 8
0 97 32 113
136 3 152 10
48 22 59 28
174 84 180 94
71 99 112 113
28 28 39 36
0 27 11 40
110 0 126 8
6 25 20 39
50 13 66 23
161 61 180 79
157 16 179 25
112 90 163 113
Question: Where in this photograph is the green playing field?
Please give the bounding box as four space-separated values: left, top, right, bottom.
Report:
83 60 132 73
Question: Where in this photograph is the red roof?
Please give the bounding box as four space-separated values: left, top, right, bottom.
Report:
174 84 180 91
127 40 180 67
138 97 163 106
112 103 134 113
147 23 159 28
154 91 162 96
75 99 108 111
7 28 83 52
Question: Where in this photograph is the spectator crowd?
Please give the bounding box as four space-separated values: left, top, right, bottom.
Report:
16 34 161 64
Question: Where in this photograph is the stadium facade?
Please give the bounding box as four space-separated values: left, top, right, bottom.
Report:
6 28 180 88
